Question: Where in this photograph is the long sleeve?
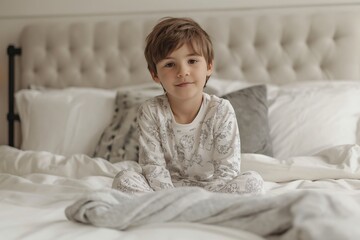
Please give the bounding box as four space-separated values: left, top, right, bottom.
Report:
137 101 174 191
203 99 241 192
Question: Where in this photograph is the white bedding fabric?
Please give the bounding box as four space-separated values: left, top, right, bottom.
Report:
0 146 262 240
1 144 360 240
15 88 116 157
268 81 360 159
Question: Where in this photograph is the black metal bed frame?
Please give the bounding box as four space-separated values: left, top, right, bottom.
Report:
7 45 21 147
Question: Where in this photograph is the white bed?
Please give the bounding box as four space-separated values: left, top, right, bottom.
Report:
3 3 360 240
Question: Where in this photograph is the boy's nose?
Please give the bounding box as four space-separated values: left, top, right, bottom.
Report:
177 65 190 78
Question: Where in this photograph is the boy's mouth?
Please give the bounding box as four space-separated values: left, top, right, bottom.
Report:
175 82 193 87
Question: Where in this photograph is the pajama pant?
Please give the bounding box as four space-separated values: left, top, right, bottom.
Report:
112 170 264 195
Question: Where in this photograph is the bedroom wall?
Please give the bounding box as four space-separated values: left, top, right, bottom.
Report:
1 0 360 147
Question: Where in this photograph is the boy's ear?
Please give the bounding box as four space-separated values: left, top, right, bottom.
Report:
151 71 160 83
207 61 214 76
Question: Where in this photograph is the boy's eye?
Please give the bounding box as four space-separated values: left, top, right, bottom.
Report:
188 59 198 64
164 62 175 68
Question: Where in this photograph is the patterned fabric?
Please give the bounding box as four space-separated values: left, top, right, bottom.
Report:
112 170 153 194
112 169 264 194
93 86 163 163
135 93 264 193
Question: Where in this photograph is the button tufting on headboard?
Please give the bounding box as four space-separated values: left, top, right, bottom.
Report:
19 12 360 89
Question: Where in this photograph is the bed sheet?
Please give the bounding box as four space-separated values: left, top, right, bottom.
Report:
0 146 263 240
0 201 261 240
242 144 360 193
1 144 360 240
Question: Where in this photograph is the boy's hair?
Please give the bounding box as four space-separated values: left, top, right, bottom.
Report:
144 17 214 76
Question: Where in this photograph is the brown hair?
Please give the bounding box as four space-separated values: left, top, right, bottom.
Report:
144 17 214 76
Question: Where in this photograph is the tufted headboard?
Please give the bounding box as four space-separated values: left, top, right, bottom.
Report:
18 11 360 90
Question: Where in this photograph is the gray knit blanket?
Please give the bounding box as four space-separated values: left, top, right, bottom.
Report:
65 187 360 240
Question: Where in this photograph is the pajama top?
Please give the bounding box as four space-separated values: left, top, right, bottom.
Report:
137 92 241 192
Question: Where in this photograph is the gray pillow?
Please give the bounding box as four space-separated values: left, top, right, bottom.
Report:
93 87 162 163
222 85 273 156
95 84 273 162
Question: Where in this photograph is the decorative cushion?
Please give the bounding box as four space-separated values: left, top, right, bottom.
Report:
93 86 163 162
222 85 273 156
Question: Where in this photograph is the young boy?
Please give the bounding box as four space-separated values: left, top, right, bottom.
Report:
112 17 264 194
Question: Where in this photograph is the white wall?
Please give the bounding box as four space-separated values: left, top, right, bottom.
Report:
1 0 360 146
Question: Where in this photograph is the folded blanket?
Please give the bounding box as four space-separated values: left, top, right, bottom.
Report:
65 187 360 240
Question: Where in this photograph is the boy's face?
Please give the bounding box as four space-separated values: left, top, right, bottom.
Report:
151 43 213 103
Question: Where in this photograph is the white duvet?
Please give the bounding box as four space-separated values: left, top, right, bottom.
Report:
1 144 360 240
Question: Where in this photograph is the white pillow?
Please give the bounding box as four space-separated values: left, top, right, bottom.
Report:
268 81 360 159
16 87 116 156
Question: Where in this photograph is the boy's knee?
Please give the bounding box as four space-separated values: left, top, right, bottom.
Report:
219 171 264 195
112 170 153 193
242 171 264 194
112 170 132 189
